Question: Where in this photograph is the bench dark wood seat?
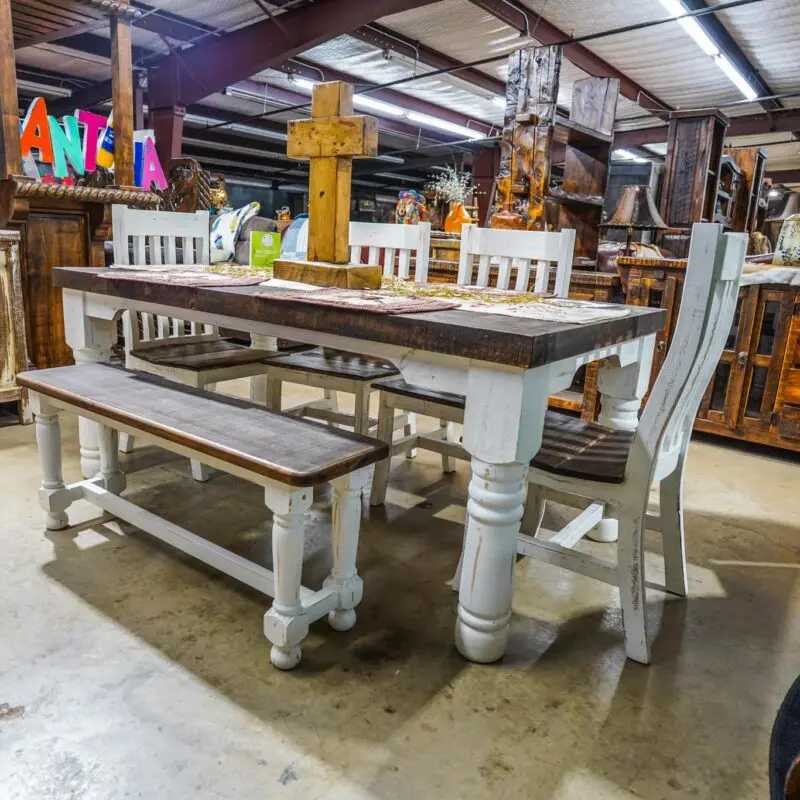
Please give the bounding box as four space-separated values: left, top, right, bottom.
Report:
17 364 388 486
267 348 399 382
130 339 281 371
533 410 633 484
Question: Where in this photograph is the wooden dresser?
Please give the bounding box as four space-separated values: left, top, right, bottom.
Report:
0 229 31 422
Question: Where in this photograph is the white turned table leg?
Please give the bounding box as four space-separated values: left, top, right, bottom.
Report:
62 290 118 479
455 459 527 662
596 335 655 432
33 400 71 530
263 486 313 670
325 467 368 631
97 424 127 495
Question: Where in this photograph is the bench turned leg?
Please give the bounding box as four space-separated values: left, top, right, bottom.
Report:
325 468 369 632
33 402 71 530
97 425 127 495
263 487 313 670
190 461 211 482
369 392 394 507
118 432 135 454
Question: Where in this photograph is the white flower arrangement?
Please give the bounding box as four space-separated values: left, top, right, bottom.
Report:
427 166 472 205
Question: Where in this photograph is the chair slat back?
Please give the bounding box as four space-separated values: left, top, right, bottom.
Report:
112 205 216 355
456 224 575 297
348 221 432 282
637 224 747 470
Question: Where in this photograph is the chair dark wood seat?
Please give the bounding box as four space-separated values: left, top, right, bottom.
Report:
532 410 633 484
376 378 633 484
374 377 467 409
267 348 399 382
17 364 388 486
130 339 280 371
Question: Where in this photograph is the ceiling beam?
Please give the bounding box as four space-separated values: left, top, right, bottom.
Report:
615 108 800 148
147 0 441 111
283 57 497 134
350 22 506 97
467 0 671 115
766 169 800 184
680 0 781 113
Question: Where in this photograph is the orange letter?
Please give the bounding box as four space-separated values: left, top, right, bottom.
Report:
20 97 54 163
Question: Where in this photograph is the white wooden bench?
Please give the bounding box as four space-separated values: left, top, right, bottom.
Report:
18 363 388 670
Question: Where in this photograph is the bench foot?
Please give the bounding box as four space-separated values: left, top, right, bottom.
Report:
328 608 357 632
270 644 302 671
190 460 211 482
45 511 70 531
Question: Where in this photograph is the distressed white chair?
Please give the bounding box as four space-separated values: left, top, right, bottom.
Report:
369 223 576 506
112 205 279 479
261 221 432 435
498 223 747 664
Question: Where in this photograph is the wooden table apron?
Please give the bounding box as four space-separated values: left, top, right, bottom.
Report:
54 268 664 664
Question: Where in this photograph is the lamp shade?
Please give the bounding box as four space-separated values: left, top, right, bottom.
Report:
608 184 668 230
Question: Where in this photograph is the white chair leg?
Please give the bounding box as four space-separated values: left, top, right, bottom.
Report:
369 392 395 507
118 432 135 454
404 412 417 459
34 405 71 530
323 388 339 428
616 505 650 664
97 425 127 495
586 517 619 543
659 464 688 597
353 385 371 436
263 486 313 670
190 460 211 482
265 375 282 412
520 483 546 536
440 419 455 472
325 468 368 631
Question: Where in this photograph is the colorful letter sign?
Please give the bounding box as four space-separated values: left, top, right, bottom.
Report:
20 97 167 191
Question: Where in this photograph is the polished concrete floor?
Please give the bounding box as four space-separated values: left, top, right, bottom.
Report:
1 383 799 799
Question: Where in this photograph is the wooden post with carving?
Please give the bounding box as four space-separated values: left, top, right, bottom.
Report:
274 81 381 288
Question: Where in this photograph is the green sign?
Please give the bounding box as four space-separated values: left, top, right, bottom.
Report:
250 231 282 268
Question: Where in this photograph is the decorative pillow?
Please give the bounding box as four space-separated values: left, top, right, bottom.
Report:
774 214 800 266
210 201 260 263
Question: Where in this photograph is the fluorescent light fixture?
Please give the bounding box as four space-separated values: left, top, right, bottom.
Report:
374 172 424 181
225 85 268 103
769 189 781 197
657 0 757 100
353 94 404 116
613 149 648 163
492 96 506 107
406 111 486 140
714 53 759 100
292 77 316 92
17 79 71 98
375 154 404 164
184 113 287 142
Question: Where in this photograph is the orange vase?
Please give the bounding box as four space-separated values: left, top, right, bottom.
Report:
444 202 471 233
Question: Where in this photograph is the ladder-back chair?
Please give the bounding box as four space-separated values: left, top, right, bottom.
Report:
261 221 432 435
369 224 576 506
112 205 278 479
504 223 747 664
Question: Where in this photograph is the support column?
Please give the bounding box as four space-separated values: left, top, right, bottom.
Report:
150 104 185 171
110 1 134 188
0 0 21 178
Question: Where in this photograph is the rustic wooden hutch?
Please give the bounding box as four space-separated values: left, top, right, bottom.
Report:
0 0 159 398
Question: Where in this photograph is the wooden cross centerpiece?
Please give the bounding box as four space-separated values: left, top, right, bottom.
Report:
273 81 381 289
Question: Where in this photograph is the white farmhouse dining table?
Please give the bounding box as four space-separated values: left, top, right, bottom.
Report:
53 267 665 664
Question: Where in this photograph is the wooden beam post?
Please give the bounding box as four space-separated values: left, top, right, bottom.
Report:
150 104 185 169
110 2 134 187
0 0 22 177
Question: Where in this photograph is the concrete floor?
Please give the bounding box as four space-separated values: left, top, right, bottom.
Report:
1 382 799 799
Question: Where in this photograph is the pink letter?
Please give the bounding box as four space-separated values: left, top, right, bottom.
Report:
76 109 108 172
139 136 167 190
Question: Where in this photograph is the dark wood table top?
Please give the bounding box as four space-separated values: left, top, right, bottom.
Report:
54 267 666 370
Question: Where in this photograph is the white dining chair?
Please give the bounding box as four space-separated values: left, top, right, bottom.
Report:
261 221 432 435
112 204 279 480
369 223 576 506
499 223 747 664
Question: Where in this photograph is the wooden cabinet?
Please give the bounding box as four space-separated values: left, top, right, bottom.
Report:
0 230 31 422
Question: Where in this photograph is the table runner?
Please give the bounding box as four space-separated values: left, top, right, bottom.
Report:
105 267 271 287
